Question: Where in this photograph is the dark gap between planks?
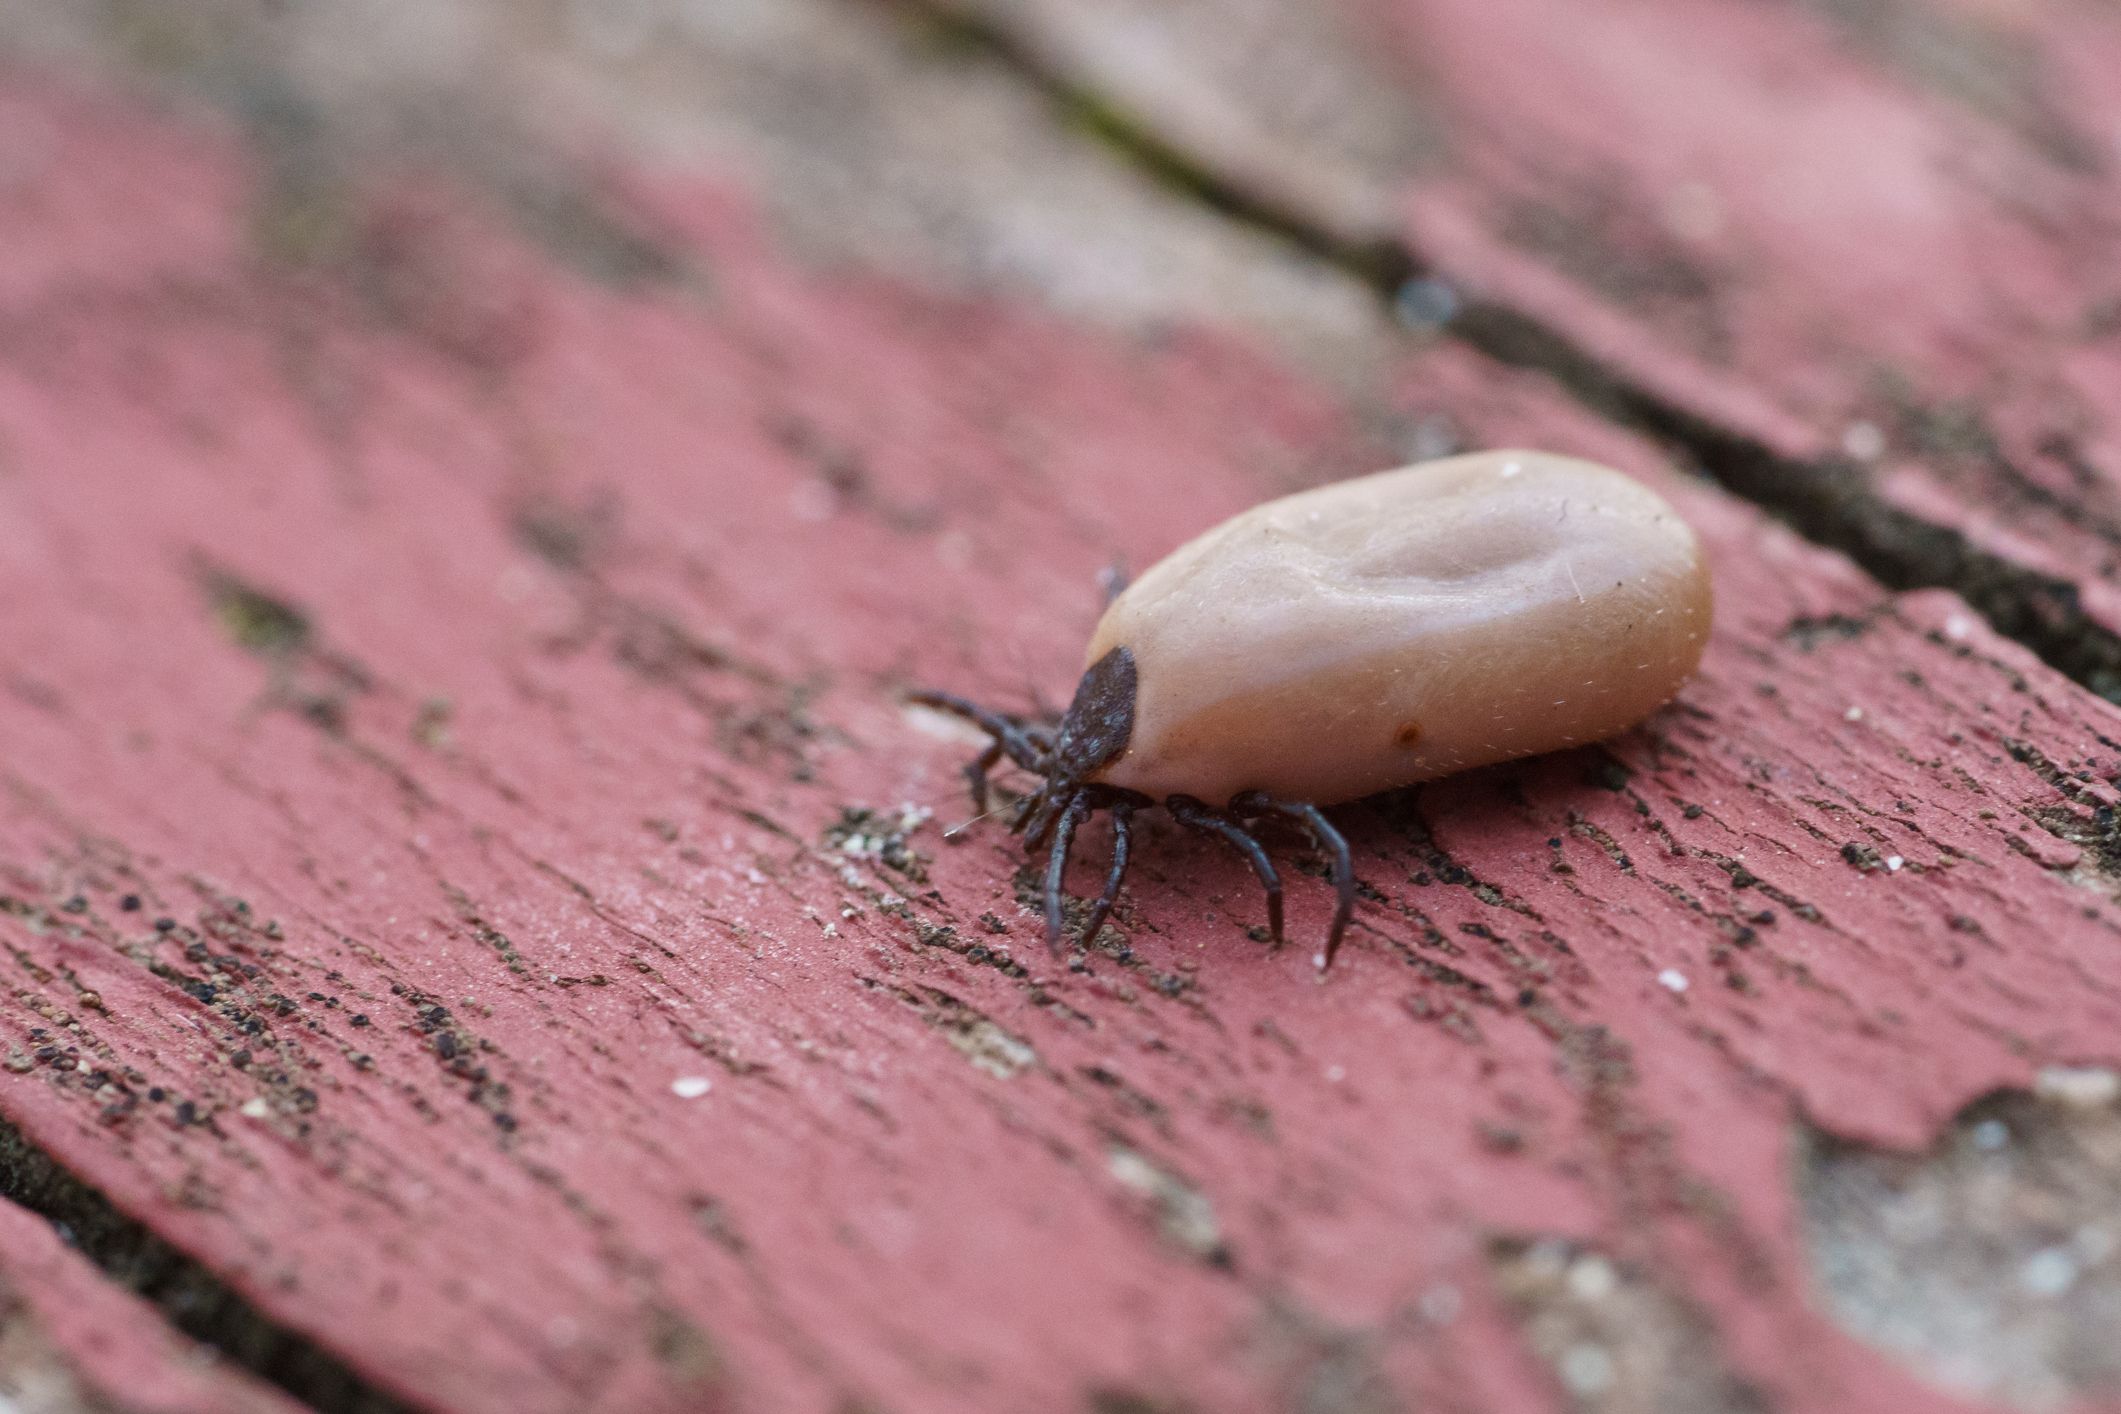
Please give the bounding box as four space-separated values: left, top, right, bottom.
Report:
0 1113 426 1414
873 0 2121 702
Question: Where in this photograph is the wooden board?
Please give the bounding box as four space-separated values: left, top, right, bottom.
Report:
4 4 2121 1412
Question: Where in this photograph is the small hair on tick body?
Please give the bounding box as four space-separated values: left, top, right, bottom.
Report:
911 450 1713 972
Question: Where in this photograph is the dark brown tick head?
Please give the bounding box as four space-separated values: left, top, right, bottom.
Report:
1012 645 1141 848
1051 646 1137 785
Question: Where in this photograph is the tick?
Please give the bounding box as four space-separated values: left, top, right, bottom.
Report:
913 450 1712 970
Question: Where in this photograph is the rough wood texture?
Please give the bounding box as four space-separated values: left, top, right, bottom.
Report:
7 4 2121 1412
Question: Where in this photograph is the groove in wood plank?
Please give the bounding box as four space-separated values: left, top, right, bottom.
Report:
0 1114 421 1414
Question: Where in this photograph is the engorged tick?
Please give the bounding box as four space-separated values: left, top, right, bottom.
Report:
911 450 1712 971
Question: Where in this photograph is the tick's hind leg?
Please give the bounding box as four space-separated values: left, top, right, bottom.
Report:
1077 797 1137 949
962 741 1004 816
1231 793 1355 971
1042 790 1090 952
1168 795 1285 945
907 690 1050 766
907 689 1054 816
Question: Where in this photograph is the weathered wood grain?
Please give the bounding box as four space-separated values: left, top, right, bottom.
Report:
5 7 2121 1413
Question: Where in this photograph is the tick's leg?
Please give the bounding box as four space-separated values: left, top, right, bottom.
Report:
1298 805 1357 972
1078 798 1137 948
1043 790 1090 952
963 740 1004 816
1168 795 1284 945
1020 780 1074 849
1232 793 1355 971
906 689 1049 772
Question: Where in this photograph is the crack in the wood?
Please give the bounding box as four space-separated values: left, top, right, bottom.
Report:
876 0 2121 704
873 0 1420 293
0 1114 425 1414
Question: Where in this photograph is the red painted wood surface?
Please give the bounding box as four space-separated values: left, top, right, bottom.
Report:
5 6 2121 1412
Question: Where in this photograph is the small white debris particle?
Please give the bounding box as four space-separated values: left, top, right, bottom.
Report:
1500 460 1523 478
1107 1145 1223 1259
1841 421 1886 461
1844 706 1864 722
1885 855 1904 872
1945 614 1973 641
1658 968 1689 993
239 1097 271 1120
951 1022 1037 1079
1971 1118 2011 1151
1419 1285 1462 1325
1325 1064 1347 1083
1560 1343 1616 1396
1567 1255 1616 1301
671 1075 713 1099
2020 1247 2079 1297
2036 1065 2121 1108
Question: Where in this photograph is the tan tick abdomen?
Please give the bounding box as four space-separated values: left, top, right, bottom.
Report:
1086 451 1712 802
